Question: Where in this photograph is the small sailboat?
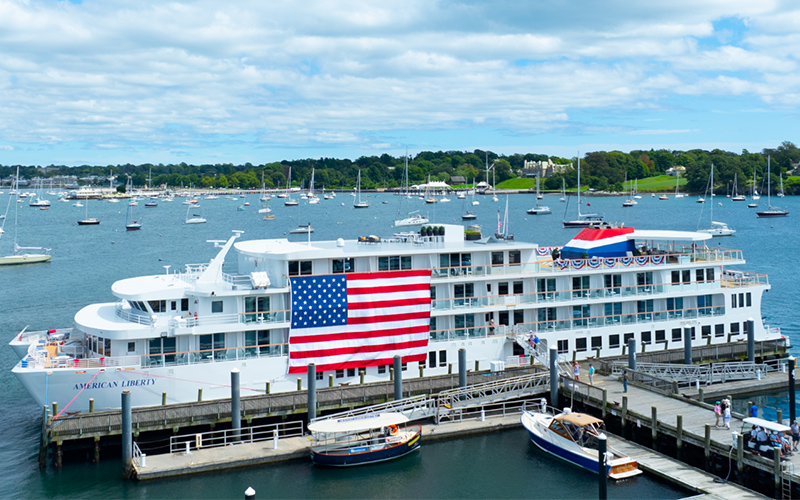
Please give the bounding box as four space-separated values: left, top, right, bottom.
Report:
125 203 142 231
731 173 746 201
527 174 551 214
751 168 760 201
353 170 369 208
289 223 314 234
77 199 100 225
673 170 684 198
395 155 429 227
563 157 605 228
184 204 207 224
0 167 51 265
698 164 735 236
621 174 635 207
560 179 567 202
778 172 785 198
756 156 788 218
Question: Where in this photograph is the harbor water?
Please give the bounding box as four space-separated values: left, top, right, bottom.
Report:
1 190 798 498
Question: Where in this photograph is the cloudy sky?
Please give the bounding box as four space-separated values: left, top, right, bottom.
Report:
1 0 799 166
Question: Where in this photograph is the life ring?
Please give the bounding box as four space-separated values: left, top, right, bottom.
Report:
388 424 398 435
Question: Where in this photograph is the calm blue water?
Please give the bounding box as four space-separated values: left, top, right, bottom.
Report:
1 191 797 498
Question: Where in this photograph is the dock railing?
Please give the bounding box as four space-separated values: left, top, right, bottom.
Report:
168 420 304 454
608 360 784 388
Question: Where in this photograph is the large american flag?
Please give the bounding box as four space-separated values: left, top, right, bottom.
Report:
288 269 432 374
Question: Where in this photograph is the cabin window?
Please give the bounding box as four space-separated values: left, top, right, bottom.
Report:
105 339 111 357
199 333 225 359
211 300 223 313
609 335 620 349
498 282 509 295
455 314 475 336
671 328 682 342
128 342 136 352
702 325 711 338
347 368 356 377
623 332 634 346
706 268 715 282
637 299 654 321
572 276 590 299
148 300 167 313
537 278 556 301
429 317 437 337
498 311 509 326
147 338 176 366
332 258 354 274
576 338 587 352
573 304 590 327
591 336 602 350
667 297 683 316
715 324 725 337
378 255 410 271
439 350 447 367
603 274 621 295
696 269 705 282
428 351 437 368
513 281 523 294
336 369 344 378
604 302 621 324
491 252 504 265
656 330 666 342
316 371 323 380
513 310 523 325
538 308 556 328
732 294 737 308
641 331 652 345
549 420 569 439
557 339 569 354
746 292 752 307
731 322 740 335
508 251 521 265
698 294 712 314
636 271 653 290
454 283 474 307
378 365 386 374
181 298 189 311
244 296 270 323
682 270 691 283
171 301 177 311
401 362 408 371
738 293 744 308
288 260 312 276
671 271 680 284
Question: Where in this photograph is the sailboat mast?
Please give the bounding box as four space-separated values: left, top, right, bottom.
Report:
577 154 582 217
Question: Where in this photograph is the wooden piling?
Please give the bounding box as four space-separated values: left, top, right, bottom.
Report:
328 375 333 388
161 393 167 406
737 433 744 477
89 398 95 413
296 378 302 391
621 396 628 436
704 424 711 471
37 405 48 469
266 382 271 394
698 388 704 403
475 360 479 372
773 446 782 497
777 409 783 425
651 406 658 443
93 436 100 463
676 414 683 454
197 388 203 402
601 389 607 419
55 441 62 469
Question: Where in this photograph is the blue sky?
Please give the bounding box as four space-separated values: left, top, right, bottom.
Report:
1 0 798 166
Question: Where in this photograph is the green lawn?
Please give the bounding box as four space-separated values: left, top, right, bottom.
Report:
626 175 685 192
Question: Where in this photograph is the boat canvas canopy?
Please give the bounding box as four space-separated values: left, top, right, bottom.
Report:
554 412 604 427
742 417 791 433
308 412 409 434
560 227 635 259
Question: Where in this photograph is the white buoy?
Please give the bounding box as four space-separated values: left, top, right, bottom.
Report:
245 487 256 499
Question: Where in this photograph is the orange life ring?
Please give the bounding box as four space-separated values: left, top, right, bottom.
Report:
389 424 398 435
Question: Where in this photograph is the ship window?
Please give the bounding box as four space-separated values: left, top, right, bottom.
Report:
244 296 270 323
696 269 705 282
636 272 653 288
288 260 312 276
498 282 509 295
715 324 725 337
609 335 620 349
513 281 523 294
347 368 356 377
104 339 111 357
604 302 621 324
171 301 177 311
591 336 602 349
702 325 711 338
576 338 587 352
332 258 353 274
641 331 652 345
731 322 740 335
439 350 447 367
573 304 590 327
509 251 521 264
181 298 189 311
706 268 715 282
746 292 752 307
211 300 223 313
128 342 135 352
557 339 569 354
671 271 680 284
672 328 682 342
336 369 344 378
572 276 590 299
316 371 323 381
428 351 436 368
549 420 568 438
401 256 412 269
513 310 523 325
698 295 712 314
604 274 621 295
491 252 504 265
738 293 744 308
623 333 634 346
401 362 408 371
667 297 683 313
656 330 666 342
499 311 509 326
732 294 737 308
682 270 691 283
537 278 556 301
148 300 167 313
378 365 386 374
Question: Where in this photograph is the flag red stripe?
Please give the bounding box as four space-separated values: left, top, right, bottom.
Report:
288 353 428 374
289 339 429 359
347 270 431 281
347 310 430 325
347 296 431 310
289 324 430 344
346 282 431 295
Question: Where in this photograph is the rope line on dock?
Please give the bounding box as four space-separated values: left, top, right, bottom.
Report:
54 370 101 421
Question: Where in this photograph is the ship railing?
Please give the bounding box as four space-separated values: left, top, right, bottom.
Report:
167 310 290 330
141 343 289 368
18 353 141 370
114 303 156 326
168 420 304 454
721 270 769 287
539 247 745 273
132 442 145 468
13 327 73 344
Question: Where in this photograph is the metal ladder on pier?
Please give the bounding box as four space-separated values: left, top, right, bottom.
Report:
781 461 794 499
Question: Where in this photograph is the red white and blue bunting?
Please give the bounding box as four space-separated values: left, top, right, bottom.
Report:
552 254 667 270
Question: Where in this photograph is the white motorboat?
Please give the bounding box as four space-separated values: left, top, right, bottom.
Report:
521 408 641 480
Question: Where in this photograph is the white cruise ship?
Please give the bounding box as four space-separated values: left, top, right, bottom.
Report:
11 224 783 411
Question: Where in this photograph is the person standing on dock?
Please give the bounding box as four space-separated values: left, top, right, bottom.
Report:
791 420 799 452
713 401 722 428
573 361 580 381
749 401 758 418
723 401 732 430
588 364 595 385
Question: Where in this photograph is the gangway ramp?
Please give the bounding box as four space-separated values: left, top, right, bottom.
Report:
310 394 438 424
437 372 550 411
